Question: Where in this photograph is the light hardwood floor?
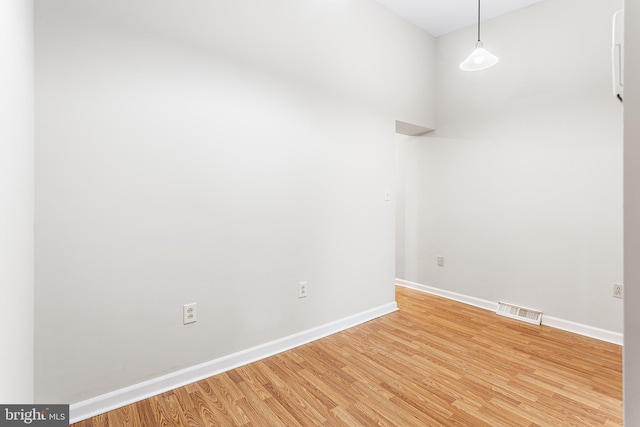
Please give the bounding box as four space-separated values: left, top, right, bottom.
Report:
73 286 622 426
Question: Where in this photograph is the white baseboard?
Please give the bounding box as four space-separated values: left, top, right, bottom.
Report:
70 301 398 424
396 279 497 311
396 279 623 346
542 315 623 345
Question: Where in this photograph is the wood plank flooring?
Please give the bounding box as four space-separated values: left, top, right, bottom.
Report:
72 286 622 426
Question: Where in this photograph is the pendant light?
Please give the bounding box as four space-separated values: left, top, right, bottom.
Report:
460 0 499 71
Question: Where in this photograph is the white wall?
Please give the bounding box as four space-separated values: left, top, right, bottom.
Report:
397 0 624 333
0 0 34 404
624 0 640 422
34 0 436 403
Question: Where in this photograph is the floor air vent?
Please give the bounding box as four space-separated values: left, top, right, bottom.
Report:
496 302 542 325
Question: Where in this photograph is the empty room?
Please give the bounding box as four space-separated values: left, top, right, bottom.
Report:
2 0 640 425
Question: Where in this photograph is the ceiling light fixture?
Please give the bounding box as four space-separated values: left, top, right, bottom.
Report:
460 0 499 71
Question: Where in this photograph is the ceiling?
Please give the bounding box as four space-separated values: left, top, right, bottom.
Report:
375 0 545 37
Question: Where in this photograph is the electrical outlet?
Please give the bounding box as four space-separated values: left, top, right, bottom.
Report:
613 283 624 299
299 281 308 298
183 303 197 324
437 256 444 267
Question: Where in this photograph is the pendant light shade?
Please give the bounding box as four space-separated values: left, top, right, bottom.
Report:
460 41 499 71
460 0 498 71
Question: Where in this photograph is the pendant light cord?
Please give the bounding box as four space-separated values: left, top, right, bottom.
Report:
477 0 481 41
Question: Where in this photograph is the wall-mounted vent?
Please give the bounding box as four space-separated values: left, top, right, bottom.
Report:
496 302 542 325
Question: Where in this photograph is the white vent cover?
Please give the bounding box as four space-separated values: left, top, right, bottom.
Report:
496 302 542 325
